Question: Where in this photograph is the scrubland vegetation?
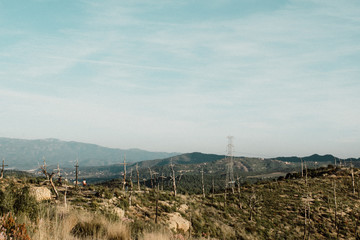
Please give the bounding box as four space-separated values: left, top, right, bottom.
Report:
1 165 360 239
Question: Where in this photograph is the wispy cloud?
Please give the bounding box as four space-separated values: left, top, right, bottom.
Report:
0 0 359 157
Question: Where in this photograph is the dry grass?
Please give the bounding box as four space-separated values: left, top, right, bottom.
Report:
27 205 130 240
140 231 172 240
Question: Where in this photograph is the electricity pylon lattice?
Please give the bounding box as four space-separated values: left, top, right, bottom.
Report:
225 136 235 193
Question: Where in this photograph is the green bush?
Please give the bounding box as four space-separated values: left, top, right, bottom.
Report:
0 185 39 222
14 186 39 221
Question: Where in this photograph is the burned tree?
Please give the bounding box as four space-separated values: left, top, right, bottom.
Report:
170 159 177 196
136 163 140 191
245 188 261 221
120 155 127 191
0 158 8 179
201 167 205 198
351 162 356 195
40 158 59 199
75 158 79 190
148 167 154 189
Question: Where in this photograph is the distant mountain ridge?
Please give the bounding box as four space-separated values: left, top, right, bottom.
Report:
272 154 359 163
76 152 360 184
0 137 180 170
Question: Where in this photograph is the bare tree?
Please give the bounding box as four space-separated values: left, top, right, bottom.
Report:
333 180 339 239
245 188 261 221
40 158 59 199
75 158 79 190
0 158 8 179
153 171 159 191
120 155 127 191
201 167 205 198
212 177 215 197
351 162 356 195
148 168 154 189
136 163 140 191
301 158 304 178
160 172 165 191
170 159 177 196
303 193 311 240
129 168 133 207
129 168 134 190
236 175 242 209
305 160 308 185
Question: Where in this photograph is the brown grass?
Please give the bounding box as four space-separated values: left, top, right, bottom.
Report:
27 205 130 240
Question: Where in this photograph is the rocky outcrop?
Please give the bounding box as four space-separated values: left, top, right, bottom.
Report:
177 204 188 213
167 212 191 233
29 187 52 201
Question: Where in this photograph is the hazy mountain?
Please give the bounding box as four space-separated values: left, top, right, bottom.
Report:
273 154 359 164
0 137 180 170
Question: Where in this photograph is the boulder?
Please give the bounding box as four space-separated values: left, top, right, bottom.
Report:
30 187 52 201
177 204 188 212
112 207 125 218
167 212 191 233
159 200 171 207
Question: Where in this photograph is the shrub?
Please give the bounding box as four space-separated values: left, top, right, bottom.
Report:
0 213 31 240
71 220 107 238
14 186 39 221
0 185 39 222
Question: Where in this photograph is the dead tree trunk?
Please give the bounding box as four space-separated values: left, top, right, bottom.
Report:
212 178 215 197
246 188 260 221
303 194 311 240
161 172 165 191
149 168 154 189
351 163 356 195
0 158 8 179
301 158 304 178
64 186 68 208
120 155 127 191
49 173 59 199
170 160 177 196
155 191 159 223
237 176 242 209
304 200 307 240
333 180 339 239
305 160 308 185
201 167 205 198
75 159 79 190
41 162 59 199
136 163 140 191
130 168 133 190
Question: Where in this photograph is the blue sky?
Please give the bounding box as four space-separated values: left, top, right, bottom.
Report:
0 0 359 158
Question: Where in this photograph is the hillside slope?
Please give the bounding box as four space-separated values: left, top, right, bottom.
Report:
2 165 360 239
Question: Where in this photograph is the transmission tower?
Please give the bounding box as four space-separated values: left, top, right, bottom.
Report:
225 136 235 193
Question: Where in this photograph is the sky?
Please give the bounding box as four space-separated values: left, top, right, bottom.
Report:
0 0 359 158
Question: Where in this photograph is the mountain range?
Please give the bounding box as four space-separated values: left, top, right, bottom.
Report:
1 137 359 182
0 137 180 170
